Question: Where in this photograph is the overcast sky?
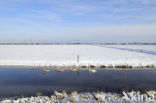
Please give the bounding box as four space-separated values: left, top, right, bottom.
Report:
0 0 156 43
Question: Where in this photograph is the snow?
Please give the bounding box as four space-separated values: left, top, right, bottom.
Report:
107 45 156 51
0 45 156 67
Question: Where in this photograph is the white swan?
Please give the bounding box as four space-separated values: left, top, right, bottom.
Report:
71 68 78 72
57 66 64 72
88 65 97 73
89 69 97 73
43 67 50 72
70 66 78 72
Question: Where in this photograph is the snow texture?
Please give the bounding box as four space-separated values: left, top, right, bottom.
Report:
0 45 156 67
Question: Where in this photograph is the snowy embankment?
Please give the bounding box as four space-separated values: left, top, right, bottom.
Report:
1 91 156 103
107 45 156 51
0 45 156 68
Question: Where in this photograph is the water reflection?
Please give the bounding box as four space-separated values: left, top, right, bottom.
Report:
0 67 156 97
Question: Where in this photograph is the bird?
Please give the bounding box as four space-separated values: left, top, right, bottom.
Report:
43 66 50 72
88 65 97 73
70 66 78 72
57 66 64 72
89 69 97 73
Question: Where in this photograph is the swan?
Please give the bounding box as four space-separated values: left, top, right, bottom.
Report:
88 66 97 73
71 68 78 72
70 66 78 72
43 67 50 72
57 66 64 72
89 69 97 73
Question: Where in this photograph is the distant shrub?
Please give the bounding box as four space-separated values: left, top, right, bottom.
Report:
108 65 113 68
99 65 106 68
127 65 132 69
121 65 127 69
90 65 95 68
81 65 87 68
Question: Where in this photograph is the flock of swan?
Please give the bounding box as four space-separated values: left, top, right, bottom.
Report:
43 65 97 73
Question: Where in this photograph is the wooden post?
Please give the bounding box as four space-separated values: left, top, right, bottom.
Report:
77 55 79 63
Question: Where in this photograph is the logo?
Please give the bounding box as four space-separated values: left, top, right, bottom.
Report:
122 91 155 102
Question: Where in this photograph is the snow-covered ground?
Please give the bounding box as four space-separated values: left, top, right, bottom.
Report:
0 45 156 67
104 45 156 55
107 45 156 51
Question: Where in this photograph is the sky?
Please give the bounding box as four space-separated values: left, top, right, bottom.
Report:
0 0 156 43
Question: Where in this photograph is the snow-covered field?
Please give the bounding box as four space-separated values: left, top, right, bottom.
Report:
107 45 156 51
0 45 156 68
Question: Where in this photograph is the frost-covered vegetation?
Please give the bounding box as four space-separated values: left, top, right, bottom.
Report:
1 90 156 103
